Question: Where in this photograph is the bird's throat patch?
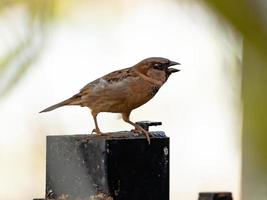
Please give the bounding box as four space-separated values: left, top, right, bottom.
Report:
150 85 160 97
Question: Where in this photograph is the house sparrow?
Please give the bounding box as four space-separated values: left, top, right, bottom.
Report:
40 57 180 144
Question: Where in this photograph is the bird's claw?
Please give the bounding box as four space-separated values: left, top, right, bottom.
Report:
131 126 151 145
131 128 141 135
91 128 104 135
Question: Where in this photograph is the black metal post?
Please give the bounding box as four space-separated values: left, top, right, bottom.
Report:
45 121 169 200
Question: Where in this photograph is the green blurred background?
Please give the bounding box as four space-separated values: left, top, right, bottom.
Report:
0 0 266 199
203 1 267 199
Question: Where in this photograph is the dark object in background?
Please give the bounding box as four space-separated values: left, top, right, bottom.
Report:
198 192 233 200
45 122 169 200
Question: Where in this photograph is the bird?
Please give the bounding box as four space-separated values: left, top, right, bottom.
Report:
40 57 180 144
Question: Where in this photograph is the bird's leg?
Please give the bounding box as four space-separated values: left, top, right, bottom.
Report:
91 111 104 135
122 112 151 144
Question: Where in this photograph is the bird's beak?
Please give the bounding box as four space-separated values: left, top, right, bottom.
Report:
169 61 180 66
168 60 181 73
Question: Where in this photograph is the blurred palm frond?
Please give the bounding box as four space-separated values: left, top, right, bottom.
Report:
0 0 55 98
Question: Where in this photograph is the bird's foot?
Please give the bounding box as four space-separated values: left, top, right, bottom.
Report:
131 125 151 145
80 129 112 141
90 129 113 138
91 128 105 136
131 129 139 135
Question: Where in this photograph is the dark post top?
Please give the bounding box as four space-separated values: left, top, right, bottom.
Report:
45 122 169 200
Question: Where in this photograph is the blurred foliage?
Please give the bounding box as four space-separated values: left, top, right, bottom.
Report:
203 0 267 62
0 0 124 98
0 0 103 98
203 1 267 200
0 0 55 97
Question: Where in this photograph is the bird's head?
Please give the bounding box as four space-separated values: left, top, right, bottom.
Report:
134 57 180 83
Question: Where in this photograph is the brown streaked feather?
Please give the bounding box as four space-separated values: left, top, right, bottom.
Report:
79 67 137 94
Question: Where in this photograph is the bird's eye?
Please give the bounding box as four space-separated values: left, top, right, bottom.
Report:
153 63 162 70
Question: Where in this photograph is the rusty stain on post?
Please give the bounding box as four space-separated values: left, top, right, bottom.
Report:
45 192 113 200
89 193 113 200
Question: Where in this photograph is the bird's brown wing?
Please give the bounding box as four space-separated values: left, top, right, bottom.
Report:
77 67 140 108
79 67 136 94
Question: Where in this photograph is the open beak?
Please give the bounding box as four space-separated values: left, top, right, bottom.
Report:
168 60 180 73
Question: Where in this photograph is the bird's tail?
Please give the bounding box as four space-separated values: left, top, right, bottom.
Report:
39 94 81 113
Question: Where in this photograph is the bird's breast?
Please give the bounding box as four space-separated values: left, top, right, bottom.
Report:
123 79 161 111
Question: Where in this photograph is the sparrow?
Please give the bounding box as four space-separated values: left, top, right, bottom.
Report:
40 57 180 144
